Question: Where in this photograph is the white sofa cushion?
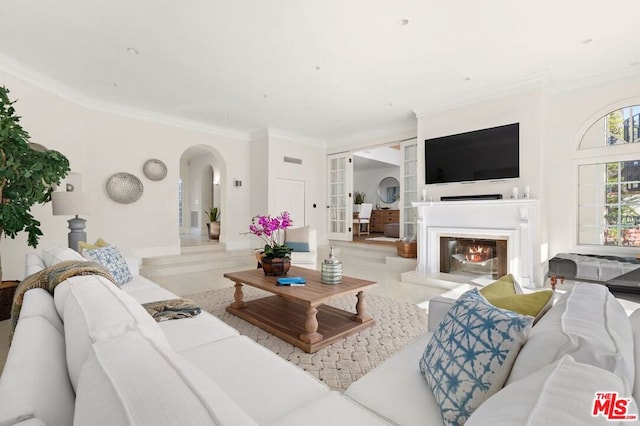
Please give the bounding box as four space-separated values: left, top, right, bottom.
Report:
629 309 640 403
507 283 635 388
55 275 171 390
179 335 330 424
346 333 444 426
0 317 74 426
41 246 84 268
467 355 638 425
24 252 46 277
17 289 63 335
158 311 239 352
272 392 391 425
74 331 257 426
420 288 533 425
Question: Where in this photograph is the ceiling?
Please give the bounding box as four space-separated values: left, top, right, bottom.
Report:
1 1 639 147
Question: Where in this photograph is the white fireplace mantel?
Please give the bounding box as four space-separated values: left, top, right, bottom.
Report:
412 199 539 288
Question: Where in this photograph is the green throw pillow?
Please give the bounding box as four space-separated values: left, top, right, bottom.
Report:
488 290 554 323
479 274 519 300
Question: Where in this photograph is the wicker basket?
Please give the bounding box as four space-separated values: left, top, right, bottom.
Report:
396 241 417 258
0 280 19 321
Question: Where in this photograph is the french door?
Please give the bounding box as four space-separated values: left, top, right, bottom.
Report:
327 152 353 241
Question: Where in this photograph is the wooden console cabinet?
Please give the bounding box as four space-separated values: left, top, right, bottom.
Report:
370 209 400 233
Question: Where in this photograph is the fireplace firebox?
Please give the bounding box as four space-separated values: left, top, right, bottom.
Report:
440 237 508 279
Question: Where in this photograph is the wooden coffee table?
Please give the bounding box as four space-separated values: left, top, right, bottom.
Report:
224 266 377 353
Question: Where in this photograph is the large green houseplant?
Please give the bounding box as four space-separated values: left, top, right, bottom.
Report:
0 86 70 281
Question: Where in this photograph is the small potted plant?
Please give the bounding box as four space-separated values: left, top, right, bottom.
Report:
204 207 220 240
353 191 366 213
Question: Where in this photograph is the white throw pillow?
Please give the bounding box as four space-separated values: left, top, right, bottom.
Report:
419 288 533 425
285 226 311 252
41 246 84 268
467 355 639 425
507 283 635 389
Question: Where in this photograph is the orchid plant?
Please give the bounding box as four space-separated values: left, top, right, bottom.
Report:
247 211 293 259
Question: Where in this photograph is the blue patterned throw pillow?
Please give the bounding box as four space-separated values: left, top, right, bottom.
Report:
419 288 533 425
85 245 133 286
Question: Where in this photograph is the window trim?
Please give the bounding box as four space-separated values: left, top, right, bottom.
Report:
575 99 640 249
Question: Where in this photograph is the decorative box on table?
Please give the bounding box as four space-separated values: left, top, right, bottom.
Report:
396 241 417 258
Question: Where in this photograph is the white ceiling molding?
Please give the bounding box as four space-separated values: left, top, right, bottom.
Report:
0 54 251 142
546 66 640 99
413 71 550 119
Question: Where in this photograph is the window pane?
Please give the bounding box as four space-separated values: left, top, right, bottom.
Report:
580 105 640 149
578 159 640 246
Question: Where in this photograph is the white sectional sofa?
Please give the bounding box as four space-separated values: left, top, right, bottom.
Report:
0 247 387 426
2 246 640 425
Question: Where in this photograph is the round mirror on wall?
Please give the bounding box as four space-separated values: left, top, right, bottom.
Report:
378 176 400 203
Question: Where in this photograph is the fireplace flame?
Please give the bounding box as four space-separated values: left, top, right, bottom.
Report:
465 245 492 263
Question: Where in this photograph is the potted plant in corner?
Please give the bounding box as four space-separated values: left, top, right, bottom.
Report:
0 86 70 282
354 191 366 213
204 207 220 240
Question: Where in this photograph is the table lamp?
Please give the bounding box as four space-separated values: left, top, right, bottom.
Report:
51 190 91 252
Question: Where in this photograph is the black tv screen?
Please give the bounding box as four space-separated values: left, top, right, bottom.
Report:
425 123 519 184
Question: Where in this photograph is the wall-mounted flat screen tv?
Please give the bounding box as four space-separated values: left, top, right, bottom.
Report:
425 123 519 184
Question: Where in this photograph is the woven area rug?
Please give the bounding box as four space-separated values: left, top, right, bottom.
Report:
186 287 429 391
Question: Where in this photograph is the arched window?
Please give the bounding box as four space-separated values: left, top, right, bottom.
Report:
578 105 640 247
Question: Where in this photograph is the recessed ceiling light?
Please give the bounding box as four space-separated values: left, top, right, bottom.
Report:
398 18 409 26
127 47 139 55
262 93 268 98
464 77 471 81
581 38 593 45
313 65 321 71
112 82 119 87
631 61 640 67
387 102 393 107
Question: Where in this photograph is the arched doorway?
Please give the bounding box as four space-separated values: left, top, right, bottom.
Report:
179 145 226 245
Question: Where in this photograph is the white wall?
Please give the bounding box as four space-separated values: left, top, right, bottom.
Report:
544 75 640 261
353 165 400 209
416 89 544 202
0 71 253 280
416 89 545 281
267 135 327 242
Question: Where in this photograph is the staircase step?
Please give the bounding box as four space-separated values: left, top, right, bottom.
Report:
140 248 256 278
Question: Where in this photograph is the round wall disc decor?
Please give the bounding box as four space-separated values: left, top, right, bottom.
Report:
106 172 144 204
142 159 167 181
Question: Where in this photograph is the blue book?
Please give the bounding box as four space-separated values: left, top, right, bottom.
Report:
276 277 306 286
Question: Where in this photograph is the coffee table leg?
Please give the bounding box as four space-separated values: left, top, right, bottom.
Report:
300 305 323 344
354 291 373 323
231 282 247 309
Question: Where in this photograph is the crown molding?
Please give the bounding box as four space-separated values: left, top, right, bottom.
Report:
326 120 417 151
0 53 251 141
266 127 327 148
413 71 550 119
546 66 640 98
